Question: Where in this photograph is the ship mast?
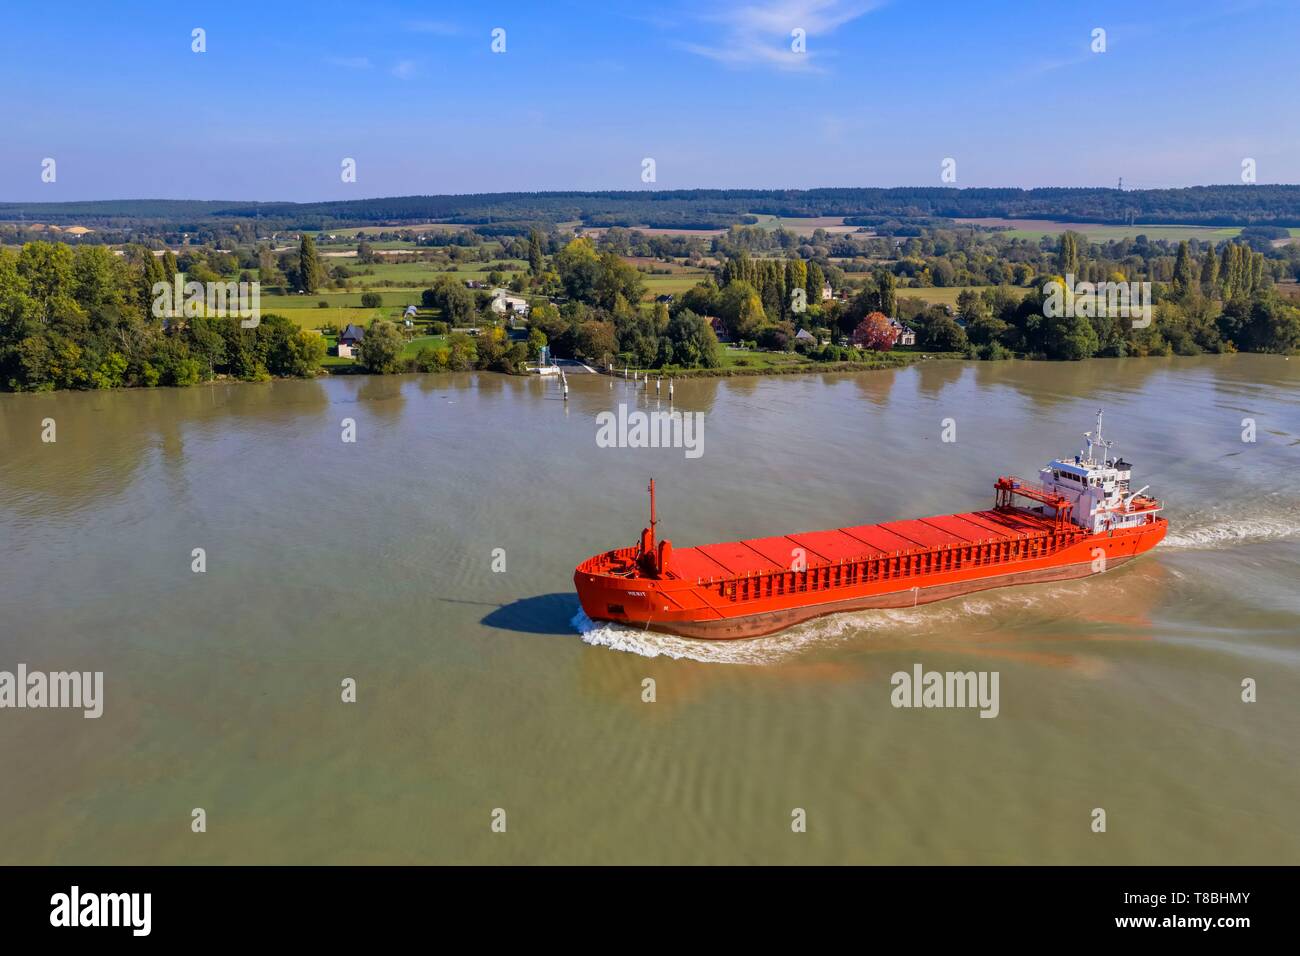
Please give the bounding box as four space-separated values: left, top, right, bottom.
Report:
648 478 657 549
1083 408 1113 465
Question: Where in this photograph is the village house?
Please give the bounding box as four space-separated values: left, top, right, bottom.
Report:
707 316 731 343
337 323 365 359
794 328 818 346
821 283 833 301
889 319 916 346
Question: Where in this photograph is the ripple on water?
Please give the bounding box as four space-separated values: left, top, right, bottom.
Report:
571 588 1062 666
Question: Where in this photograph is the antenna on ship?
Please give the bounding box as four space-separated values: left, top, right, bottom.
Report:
1083 408 1114 464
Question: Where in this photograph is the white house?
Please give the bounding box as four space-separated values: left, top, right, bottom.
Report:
488 288 530 316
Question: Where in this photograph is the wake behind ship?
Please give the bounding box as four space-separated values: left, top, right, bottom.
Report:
574 412 1167 640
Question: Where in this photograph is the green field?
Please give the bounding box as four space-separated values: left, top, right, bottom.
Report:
717 347 809 370
316 332 450 369
325 258 527 284
616 347 807 376
280 307 382 329
401 334 449 357
315 223 469 238
894 285 1034 306
256 290 443 330
639 270 711 296
260 291 426 309
955 218 1277 243
1009 225 1242 242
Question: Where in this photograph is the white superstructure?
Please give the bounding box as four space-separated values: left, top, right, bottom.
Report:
1037 410 1162 533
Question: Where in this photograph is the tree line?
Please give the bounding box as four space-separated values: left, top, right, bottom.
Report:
0 242 325 391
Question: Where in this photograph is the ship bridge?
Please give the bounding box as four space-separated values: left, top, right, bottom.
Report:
1035 410 1162 534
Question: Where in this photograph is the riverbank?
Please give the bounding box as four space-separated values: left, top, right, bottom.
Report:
602 350 967 379
5 340 1296 394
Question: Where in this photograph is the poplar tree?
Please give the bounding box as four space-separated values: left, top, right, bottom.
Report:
1171 241 1198 299
1057 232 1081 278
528 228 545 276
1200 244 1219 297
1220 244 1238 300
785 258 807 313
297 234 323 294
805 260 825 307
768 260 786 317
874 269 897 316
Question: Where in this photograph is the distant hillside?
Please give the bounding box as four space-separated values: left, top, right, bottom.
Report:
4 185 1300 230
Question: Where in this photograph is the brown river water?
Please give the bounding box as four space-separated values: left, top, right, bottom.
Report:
1 355 1297 864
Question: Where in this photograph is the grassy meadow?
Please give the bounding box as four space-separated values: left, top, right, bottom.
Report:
893 285 1034 306
950 218 1296 243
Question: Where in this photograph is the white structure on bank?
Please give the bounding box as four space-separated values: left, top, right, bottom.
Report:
487 288 530 316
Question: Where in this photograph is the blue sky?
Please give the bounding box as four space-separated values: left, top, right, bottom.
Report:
0 0 1295 201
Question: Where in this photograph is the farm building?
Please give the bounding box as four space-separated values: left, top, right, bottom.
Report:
487 288 530 316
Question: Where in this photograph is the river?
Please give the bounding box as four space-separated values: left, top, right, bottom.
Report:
1 354 1297 863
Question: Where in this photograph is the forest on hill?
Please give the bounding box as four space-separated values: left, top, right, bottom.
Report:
5 185 1300 232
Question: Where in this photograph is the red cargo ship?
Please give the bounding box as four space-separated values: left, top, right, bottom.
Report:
574 412 1166 639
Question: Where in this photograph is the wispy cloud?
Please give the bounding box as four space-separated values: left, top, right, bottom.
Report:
1017 50 1094 81
404 19 460 36
677 0 884 73
326 55 372 69
1010 20 1150 83
390 59 419 80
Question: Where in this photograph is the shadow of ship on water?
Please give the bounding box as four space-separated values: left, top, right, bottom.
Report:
479 593 580 635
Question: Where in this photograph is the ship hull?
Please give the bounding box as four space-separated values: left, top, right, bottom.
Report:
575 511 1166 641
594 554 1135 640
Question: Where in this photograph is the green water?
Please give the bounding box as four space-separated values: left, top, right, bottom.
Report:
1 355 1297 863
